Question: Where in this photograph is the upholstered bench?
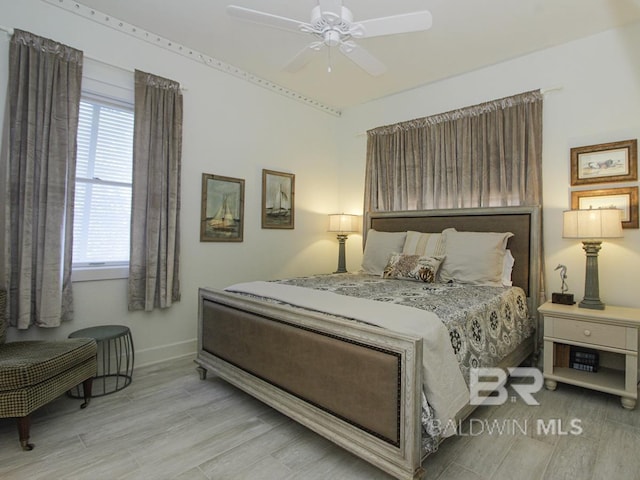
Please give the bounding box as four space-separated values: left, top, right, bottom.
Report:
0 290 98 450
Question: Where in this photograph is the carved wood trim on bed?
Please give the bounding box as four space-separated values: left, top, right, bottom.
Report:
195 206 541 480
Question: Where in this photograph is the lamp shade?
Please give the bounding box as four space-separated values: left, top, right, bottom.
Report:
328 214 359 233
563 209 623 239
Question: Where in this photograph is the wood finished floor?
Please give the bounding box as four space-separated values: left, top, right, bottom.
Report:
1 356 639 480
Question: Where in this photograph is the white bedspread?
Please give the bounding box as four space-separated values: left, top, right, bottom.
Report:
225 281 469 436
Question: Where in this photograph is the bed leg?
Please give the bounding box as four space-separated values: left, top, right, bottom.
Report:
195 365 207 380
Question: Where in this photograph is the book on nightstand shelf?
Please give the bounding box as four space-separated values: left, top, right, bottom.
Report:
554 344 599 372
570 346 599 372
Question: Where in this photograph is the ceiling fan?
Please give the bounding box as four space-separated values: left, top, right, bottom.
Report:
226 1 433 76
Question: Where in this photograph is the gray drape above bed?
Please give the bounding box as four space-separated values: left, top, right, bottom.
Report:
364 90 543 211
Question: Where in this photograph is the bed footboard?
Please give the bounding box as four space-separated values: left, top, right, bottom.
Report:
196 287 424 480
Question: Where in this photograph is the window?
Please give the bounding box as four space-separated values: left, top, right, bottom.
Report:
73 95 134 270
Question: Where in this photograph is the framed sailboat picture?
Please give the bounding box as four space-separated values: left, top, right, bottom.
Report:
262 169 295 229
200 173 245 242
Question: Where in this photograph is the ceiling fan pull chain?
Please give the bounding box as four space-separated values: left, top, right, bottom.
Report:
327 46 332 73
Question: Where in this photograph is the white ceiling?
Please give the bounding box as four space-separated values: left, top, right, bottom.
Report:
73 0 640 111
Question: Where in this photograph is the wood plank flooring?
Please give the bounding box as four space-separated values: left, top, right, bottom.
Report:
1 356 639 479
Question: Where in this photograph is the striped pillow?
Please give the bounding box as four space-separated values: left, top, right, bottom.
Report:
402 231 445 257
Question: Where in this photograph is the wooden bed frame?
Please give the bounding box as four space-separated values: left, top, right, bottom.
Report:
195 206 541 480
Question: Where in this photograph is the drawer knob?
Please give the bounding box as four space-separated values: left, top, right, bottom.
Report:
583 329 591 337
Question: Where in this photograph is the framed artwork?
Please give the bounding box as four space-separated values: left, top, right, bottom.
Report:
200 173 245 242
571 186 639 229
570 139 637 185
262 169 295 229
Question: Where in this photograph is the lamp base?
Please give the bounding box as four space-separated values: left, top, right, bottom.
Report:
580 240 604 310
579 298 605 310
334 234 348 274
552 293 575 305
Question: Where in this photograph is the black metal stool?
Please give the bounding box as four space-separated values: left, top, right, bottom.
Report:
68 325 134 397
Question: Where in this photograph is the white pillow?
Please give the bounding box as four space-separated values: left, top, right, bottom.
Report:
402 231 445 257
362 230 407 275
439 228 513 286
502 249 515 287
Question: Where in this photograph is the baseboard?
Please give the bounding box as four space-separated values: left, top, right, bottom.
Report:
135 338 197 368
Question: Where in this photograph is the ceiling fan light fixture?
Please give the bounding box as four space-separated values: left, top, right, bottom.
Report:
324 30 341 47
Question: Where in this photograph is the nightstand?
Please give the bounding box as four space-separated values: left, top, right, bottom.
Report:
539 301 640 409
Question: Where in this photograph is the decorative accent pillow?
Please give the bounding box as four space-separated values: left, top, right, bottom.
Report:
382 253 444 283
439 228 513 286
362 230 407 275
402 231 445 257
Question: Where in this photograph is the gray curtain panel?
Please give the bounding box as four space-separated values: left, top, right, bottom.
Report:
128 70 182 311
365 90 543 211
3 30 83 329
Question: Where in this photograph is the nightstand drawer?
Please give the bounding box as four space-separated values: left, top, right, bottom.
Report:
548 316 627 349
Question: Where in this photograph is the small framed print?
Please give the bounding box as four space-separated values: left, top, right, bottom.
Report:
200 173 245 242
262 169 294 229
571 186 639 229
570 139 637 185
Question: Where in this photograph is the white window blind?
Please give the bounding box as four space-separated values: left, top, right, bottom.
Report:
73 95 134 266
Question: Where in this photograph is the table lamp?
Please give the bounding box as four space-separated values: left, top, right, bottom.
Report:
328 214 359 273
563 208 623 310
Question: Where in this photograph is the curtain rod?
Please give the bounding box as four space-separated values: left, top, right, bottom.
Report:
355 86 563 136
540 85 563 94
0 25 187 91
82 56 188 92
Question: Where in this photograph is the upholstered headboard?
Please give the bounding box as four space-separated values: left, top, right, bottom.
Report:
365 206 541 300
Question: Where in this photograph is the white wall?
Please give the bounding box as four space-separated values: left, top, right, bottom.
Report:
3 1 639 366
337 21 640 309
0 0 342 365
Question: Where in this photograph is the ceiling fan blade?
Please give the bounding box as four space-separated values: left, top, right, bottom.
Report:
319 0 343 18
357 10 433 38
226 5 310 34
339 42 386 76
283 43 322 73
